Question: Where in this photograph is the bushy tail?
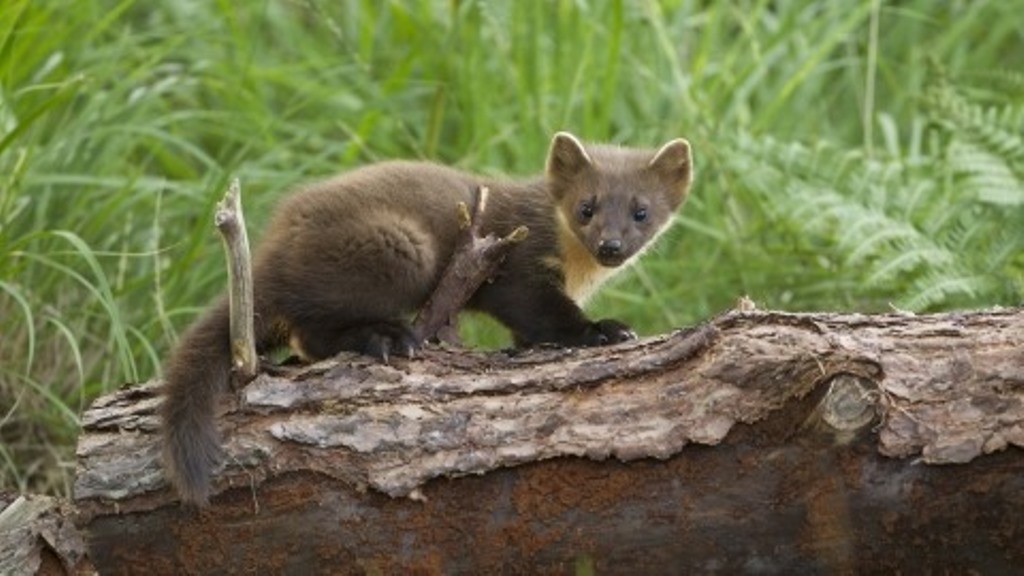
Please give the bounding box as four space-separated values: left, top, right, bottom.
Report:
159 296 234 506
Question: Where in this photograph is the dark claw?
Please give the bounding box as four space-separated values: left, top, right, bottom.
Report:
363 321 421 363
402 342 416 359
365 334 390 363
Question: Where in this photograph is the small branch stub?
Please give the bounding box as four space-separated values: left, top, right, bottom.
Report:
214 178 257 384
412 186 528 344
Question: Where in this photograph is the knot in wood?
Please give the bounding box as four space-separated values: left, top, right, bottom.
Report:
819 373 877 432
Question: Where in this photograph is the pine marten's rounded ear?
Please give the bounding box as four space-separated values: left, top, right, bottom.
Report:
648 138 693 186
547 132 594 179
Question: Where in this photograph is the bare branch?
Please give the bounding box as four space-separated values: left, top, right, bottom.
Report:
214 178 257 384
412 186 529 344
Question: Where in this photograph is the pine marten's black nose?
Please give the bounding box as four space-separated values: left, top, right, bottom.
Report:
598 239 623 258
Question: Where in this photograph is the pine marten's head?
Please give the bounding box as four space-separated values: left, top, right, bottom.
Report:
546 132 693 268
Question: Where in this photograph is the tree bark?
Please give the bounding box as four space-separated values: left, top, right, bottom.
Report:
0 494 93 575
73 308 1024 574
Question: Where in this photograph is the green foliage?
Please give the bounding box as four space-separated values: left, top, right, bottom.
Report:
1 0 1022 495
718 99 1024 312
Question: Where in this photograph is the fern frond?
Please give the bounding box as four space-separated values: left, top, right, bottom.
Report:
927 78 1024 207
948 139 1024 205
723 115 1021 312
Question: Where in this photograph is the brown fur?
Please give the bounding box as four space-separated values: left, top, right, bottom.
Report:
160 132 694 505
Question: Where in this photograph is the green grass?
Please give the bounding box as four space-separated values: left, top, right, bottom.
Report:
1 0 1021 496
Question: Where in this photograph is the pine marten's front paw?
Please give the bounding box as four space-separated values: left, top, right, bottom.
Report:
584 319 638 346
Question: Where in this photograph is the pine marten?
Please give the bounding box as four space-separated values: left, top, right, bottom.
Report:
161 132 694 505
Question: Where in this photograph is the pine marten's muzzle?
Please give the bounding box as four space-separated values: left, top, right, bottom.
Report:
596 238 627 266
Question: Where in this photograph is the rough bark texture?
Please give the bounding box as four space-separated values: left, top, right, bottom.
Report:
74 308 1024 574
0 493 94 575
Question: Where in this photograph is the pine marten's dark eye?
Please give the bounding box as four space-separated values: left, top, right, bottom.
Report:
633 207 648 223
578 202 594 223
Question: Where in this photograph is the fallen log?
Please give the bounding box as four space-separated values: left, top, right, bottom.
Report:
74 307 1024 574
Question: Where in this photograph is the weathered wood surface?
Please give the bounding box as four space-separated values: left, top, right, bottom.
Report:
214 178 257 383
74 308 1024 574
0 494 93 575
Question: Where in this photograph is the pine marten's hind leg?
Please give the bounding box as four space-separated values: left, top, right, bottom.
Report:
289 319 420 363
260 211 443 363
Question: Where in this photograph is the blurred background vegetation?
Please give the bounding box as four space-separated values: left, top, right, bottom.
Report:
1 0 1021 496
